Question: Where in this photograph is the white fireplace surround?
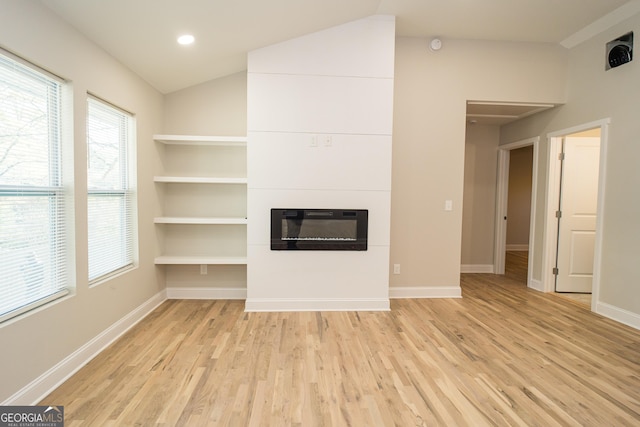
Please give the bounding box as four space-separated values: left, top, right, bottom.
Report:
246 15 395 311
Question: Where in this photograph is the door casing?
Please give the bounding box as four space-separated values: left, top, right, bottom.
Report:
493 137 538 288
542 119 609 311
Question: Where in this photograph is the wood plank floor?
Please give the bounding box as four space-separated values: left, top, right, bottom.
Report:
505 249 593 308
41 272 640 425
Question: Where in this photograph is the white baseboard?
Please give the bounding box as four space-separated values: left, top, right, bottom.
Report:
166 287 247 300
460 264 494 273
389 286 462 299
506 244 529 251
3 290 167 406
244 298 390 312
528 279 544 292
596 301 640 331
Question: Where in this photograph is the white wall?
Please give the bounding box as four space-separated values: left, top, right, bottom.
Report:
502 12 640 327
461 124 500 270
0 1 163 403
246 16 395 311
163 72 247 136
390 38 566 294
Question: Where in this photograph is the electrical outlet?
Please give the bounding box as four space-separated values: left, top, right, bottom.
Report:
200 264 207 275
393 264 401 275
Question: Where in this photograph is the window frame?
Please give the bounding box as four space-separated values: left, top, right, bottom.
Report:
86 95 137 285
0 49 70 323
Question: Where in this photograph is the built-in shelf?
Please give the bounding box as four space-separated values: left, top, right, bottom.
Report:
154 256 248 265
154 134 247 146
154 134 247 268
154 217 248 225
153 176 247 184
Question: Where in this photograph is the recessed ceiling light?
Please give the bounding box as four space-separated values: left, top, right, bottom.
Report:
177 34 195 45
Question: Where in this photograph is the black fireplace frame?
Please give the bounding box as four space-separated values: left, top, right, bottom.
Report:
271 208 368 251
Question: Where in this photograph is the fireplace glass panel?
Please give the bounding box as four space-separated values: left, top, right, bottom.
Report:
282 219 357 241
271 209 367 250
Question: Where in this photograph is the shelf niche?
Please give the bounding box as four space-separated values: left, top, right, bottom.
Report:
154 134 247 267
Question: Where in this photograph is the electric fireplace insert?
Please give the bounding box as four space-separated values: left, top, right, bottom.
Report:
271 209 368 250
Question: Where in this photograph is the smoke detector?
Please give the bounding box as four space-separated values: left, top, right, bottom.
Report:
430 38 442 52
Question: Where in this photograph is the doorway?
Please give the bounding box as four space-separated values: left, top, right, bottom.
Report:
494 137 539 287
542 119 609 311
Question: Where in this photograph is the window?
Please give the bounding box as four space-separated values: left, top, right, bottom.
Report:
0 51 69 322
86 97 136 283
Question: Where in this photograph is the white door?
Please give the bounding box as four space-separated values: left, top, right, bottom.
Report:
555 136 600 292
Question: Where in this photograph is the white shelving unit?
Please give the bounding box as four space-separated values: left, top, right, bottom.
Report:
153 176 247 184
154 134 247 146
153 134 247 266
154 217 248 225
154 256 248 265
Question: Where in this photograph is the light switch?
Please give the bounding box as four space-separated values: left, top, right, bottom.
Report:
310 135 318 147
445 200 453 211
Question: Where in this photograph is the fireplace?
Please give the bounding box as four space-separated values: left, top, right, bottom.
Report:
271 209 368 250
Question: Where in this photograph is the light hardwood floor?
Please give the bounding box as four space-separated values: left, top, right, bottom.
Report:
42 271 640 426
505 249 593 308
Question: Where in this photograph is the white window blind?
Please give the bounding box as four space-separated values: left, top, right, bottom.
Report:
87 97 135 283
0 51 69 322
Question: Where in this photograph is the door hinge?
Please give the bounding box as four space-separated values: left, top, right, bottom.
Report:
553 267 559 275
558 152 565 161
555 210 562 218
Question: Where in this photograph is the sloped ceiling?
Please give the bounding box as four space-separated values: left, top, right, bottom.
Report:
40 0 635 94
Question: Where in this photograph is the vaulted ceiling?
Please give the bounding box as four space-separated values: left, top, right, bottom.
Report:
41 0 635 95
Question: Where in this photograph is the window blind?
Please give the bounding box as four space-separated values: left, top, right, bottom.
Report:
87 97 135 283
0 51 69 322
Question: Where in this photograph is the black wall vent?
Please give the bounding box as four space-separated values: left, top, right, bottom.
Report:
606 31 633 70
